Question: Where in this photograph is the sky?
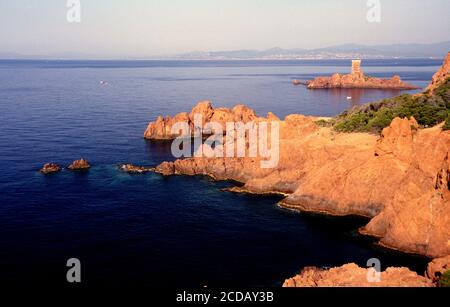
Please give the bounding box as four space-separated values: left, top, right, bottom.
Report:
0 0 449 58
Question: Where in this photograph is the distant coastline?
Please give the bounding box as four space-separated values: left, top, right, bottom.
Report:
0 58 444 65
1 41 449 61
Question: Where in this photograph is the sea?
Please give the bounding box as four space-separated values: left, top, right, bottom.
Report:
0 59 441 287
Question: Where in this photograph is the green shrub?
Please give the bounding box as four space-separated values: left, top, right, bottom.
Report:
439 270 450 287
367 108 394 132
443 116 450 131
393 97 448 127
334 111 372 132
333 86 450 133
435 78 450 99
315 119 334 127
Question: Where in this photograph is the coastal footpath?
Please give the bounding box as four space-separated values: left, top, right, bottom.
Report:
144 53 450 286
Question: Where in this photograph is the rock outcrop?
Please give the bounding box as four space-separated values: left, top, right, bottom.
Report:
426 52 450 94
427 256 450 282
67 159 91 171
39 163 61 174
144 101 262 140
282 264 433 287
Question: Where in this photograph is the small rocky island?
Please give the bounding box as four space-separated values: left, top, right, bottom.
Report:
39 163 61 174
67 158 91 171
305 59 419 90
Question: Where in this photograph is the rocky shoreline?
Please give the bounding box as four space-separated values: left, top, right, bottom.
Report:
143 54 450 286
147 109 449 286
38 55 449 287
150 112 449 258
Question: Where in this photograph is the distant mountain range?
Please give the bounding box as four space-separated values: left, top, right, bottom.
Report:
174 41 450 60
1 41 449 60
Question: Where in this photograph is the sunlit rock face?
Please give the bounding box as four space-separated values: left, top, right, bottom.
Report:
282 264 433 287
426 52 450 94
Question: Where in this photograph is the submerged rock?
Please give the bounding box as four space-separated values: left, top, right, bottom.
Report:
67 159 91 171
39 163 61 174
119 164 154 173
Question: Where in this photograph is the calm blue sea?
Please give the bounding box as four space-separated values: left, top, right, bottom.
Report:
0 59 440 287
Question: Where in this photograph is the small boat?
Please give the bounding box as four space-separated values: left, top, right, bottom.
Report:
100 80 108 85
346 96 352 100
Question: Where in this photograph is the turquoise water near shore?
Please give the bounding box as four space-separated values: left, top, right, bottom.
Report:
0 59 438 287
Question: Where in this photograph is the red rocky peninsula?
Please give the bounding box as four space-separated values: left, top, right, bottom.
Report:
148 105 450 260
306 59 419 90
144 54 450 286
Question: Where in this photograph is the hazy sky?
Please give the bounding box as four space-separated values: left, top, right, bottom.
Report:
1 0 449 58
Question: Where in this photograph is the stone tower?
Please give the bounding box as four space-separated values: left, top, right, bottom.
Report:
351 60 362 75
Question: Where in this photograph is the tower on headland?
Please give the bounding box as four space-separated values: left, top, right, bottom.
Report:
351 59 362 75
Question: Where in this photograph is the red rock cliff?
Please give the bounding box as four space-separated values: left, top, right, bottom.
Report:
426 52 450 94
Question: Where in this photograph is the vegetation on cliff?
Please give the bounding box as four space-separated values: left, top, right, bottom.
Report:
332 78 450 133
439 271 450 287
